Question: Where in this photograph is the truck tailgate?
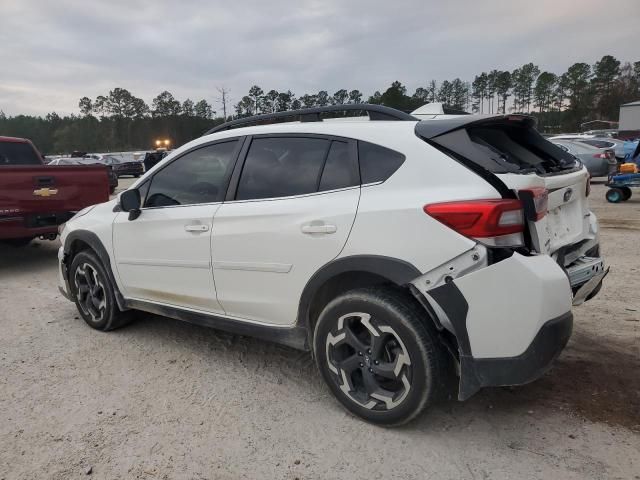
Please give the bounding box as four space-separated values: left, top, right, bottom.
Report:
0 165 110 214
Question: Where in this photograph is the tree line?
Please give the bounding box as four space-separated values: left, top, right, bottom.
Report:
0 54 638 154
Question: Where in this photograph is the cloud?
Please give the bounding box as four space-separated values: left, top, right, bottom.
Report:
1 0 638 116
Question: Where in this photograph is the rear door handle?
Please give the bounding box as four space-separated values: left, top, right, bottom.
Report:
301 224 337 234
184 224 210 233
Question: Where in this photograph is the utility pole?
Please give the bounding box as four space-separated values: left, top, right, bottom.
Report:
216 86 230 120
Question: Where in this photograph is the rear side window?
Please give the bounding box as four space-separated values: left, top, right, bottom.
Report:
319 141 358 191
237 137 330 200
0 141 41 165
358 141 405 183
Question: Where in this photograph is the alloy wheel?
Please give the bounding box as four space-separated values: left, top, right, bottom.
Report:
325 312 412 410
74 263 107 322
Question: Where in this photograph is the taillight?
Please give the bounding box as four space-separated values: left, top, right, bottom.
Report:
424 199 524 247
518 187 548 221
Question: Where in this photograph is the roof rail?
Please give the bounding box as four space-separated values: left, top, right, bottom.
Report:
204 104 418 135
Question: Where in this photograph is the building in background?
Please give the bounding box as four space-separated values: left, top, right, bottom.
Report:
619 101 640 132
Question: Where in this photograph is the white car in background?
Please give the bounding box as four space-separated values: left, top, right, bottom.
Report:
57 105 606 425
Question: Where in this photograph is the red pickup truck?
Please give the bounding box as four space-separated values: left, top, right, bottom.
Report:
0 136 110 246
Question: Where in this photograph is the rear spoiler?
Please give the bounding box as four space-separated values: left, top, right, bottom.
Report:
415 114 536 140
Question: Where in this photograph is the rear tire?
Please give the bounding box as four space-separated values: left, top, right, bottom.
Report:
69 250 133 331
313 287 449 426
606 188 623 203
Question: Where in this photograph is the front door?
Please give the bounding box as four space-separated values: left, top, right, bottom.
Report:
113 139 241 313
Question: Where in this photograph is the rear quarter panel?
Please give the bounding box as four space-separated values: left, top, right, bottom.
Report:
339 129 499 273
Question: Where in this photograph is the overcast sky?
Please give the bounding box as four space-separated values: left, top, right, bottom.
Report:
1 0 639 116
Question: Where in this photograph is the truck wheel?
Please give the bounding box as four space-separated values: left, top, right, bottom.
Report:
620 187 632 201
109 186 116 195
2 237 33 247
606 188 623 203
313 287 449 426
70 250 133 331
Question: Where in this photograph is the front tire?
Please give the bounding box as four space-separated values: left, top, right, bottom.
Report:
313 287 448 426
70 250 133 331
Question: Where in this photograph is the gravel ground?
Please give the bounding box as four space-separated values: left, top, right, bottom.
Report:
1 181 638 480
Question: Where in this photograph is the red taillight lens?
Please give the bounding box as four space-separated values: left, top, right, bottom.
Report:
518 187 548 221
424 199 524 239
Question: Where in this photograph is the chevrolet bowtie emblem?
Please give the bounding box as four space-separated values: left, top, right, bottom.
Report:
33 187 58 197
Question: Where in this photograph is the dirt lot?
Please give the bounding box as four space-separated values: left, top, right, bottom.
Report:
1 181 638 479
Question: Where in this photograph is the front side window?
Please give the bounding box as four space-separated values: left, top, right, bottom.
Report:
236 137 331 200
145 140 238 207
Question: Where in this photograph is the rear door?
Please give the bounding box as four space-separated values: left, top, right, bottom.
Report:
112 140 241 312
212 135 360 325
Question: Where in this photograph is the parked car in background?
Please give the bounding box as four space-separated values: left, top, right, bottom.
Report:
550 136 627 162
49 157 119 193
550 139 616 176
82 154 143 178
0 136 110 246
102 155 143 178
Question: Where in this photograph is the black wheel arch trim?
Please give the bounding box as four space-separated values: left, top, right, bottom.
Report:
297 255 422 342
62 230 128 311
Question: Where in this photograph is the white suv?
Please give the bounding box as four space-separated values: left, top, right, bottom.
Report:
58 105 607 425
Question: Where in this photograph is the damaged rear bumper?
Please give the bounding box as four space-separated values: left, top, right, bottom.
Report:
457 311 572 399
411 251 578 400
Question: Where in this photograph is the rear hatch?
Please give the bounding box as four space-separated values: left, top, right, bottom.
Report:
415 115 591 256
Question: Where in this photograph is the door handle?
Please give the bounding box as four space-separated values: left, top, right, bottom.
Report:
301 224 337 234
184 224 209 233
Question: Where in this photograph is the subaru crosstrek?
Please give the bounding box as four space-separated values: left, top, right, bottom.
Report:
58 105 607 425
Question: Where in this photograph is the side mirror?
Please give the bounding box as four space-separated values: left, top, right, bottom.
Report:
120 189 141 221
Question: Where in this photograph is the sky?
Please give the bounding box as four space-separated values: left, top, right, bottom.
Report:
1 0 639 116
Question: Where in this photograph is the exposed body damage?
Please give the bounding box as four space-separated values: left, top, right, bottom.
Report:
410 243 605 400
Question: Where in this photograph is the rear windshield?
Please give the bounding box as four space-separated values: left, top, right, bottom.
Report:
425 122 577 175
0 141 42 165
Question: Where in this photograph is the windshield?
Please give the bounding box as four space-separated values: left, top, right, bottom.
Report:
0 141 42 165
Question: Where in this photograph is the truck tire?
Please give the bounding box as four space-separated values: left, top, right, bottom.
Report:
2 237 33 247
313 287 449 426
69 250 133 331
